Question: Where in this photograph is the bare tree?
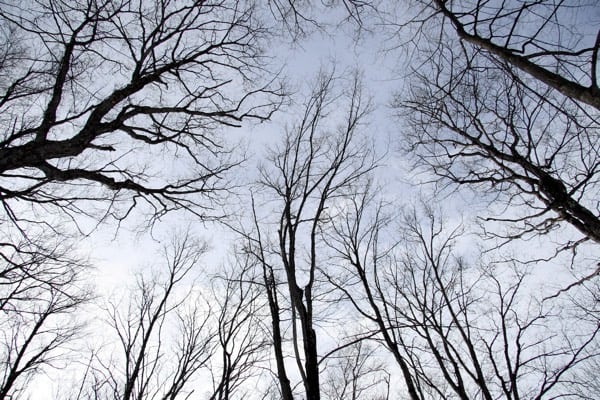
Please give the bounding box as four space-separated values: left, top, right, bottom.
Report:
266 0 377 36
325 195 600 399
207 256 270 400
415 1 600 109
239 215 295 400
70 234 268 400
321 340 390 400
0 3 286 396
93 235 211 400
0 0 283 231
0 233 90 399
238 70 378 400
0 4 284 391
387 5 600 394
396 0 600 251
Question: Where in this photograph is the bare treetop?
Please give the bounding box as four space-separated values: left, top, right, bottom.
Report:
398 0 600 250
0 0 283 227
417 0 600 110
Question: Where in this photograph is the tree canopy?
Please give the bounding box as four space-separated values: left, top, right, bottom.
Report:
1 1 598 399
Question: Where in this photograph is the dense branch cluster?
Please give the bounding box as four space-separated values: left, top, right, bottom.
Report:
0 0 282 225
400 0 600 246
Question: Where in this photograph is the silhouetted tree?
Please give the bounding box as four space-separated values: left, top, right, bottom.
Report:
325 196 600 399
72 234 267 400
239 70 379 400
0 0 283 231
397 0 600 250
0 233 90 399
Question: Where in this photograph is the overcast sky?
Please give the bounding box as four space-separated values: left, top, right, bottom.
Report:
9 2 599 398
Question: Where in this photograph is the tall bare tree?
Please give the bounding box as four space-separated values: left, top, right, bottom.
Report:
396 0 600 251
0 3 284 392
69 234 267 400
207 256 270 400
238 70 379 400
325 194 600 399
92 235 211 400
0 232 90 399
0 0 283 231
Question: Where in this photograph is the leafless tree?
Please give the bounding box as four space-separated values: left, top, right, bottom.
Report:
324 194 600 399
0 232 90 399
0 4 284 391
0 0 283 232
239 216 295 400
266 0 377 36
71 234 268 400
411 1 600 109
207 256 270 400
396 0 600 251
238 70 379 400
321 340 390 400
91 235 211 400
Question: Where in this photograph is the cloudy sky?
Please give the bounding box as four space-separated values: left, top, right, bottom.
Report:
3 1 599 399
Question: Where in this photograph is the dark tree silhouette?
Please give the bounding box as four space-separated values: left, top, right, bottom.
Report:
324 196 600 399
397 0 600 249
0 233 90 399
71 234 267 400
0 0 283 229
238 70 380 400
